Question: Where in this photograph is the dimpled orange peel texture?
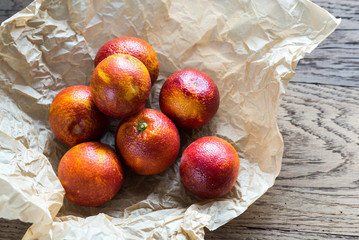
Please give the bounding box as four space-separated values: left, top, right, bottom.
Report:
90 53 151 118
180 136 240 199
58 142 124 207
94 37 160 85
115 108 180 175
48 85 107 146
159 69 220 129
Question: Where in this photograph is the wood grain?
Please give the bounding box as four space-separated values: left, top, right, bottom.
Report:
293 0 359 87
0 218 30 240
206 83 359 239
0 0 32 23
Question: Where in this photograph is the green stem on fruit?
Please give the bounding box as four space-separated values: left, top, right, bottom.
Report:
138 122 148 132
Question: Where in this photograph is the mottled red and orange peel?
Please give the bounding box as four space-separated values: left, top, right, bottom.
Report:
49 85 107 146
159 69 220 129
116 108 180 175
94 37 159 85
180 136 240 199
58 142 124 207
90 54 151 118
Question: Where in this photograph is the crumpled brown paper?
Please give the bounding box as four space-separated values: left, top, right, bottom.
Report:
0 0 340 239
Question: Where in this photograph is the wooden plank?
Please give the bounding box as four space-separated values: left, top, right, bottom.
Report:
206 227 358 240
0 0 32 23
293 0 359 87
206 82 359 239
0 218 30 240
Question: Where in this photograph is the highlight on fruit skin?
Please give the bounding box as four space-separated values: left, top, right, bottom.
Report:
179 136 240 199
48 85 107 147
58 142 124 207
159 68 220 129
115 108 181 175
94 36 160 85
90 53 151 118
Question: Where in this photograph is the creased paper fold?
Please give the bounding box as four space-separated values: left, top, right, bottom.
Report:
0 0 340 239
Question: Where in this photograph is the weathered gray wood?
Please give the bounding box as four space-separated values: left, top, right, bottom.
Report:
293 0 359 87
0 218 30 240
0 0 31 23
206 83 359 239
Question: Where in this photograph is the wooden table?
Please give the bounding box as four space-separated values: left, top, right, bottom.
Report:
1 0 358 239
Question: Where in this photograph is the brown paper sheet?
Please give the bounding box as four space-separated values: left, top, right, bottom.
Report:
0 0 340 239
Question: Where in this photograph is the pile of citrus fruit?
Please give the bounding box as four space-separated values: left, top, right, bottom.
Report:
49 37 240 207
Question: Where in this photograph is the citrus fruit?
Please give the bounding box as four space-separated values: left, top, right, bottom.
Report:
94 37 159 85
48 85 107 146
159 69 220 129
115 108 180 175
58 142 124 207
90 53 151 118
180 136 240 199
